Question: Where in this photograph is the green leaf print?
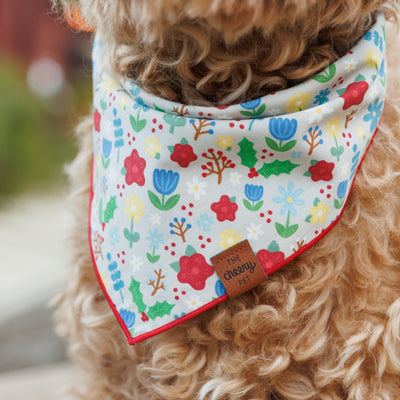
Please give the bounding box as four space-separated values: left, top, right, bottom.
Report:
267 240 280 252
148 190 163 209
257 160 299 179
129 114 147 133
237 137 257 168
163 114 186 133
169 261 180 273
128 278 146 314
104 196 117 223
185 245 197 257
313 64 336 83
164 194 180 211
147 301 175 320
275 222 299 238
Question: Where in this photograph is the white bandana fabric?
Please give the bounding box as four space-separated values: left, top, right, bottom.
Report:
90 15 386 344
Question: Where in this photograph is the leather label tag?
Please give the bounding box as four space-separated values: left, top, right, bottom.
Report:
211 240 267 299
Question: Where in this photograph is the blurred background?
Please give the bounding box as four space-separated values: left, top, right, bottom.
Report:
0 0 91 398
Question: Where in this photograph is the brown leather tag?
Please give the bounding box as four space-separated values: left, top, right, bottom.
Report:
211 240 267 298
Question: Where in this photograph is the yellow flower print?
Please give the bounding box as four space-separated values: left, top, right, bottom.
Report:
102 77 119 93
124 194 144 222
144 136 161 158
216 135 233 150
356 126 366 140
219 229 242 249
285 92 312 113
326 117 341 139
309 202 329 225
119 96 129 109
365 49 379 69
100 273 108 290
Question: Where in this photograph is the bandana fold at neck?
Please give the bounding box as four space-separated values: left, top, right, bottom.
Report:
90 15 386 344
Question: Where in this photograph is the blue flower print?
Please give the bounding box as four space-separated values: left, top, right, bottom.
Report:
109 226 120 246
243 184 265 212
245 184 264 202
146 229 164 250
197 214 215 232
273 182 304 217
215 280 227 296
134 97 150 112
269 118 297 141
379 59 385 77
102 138 112 159
148 169 181 211
266 118 298 152
273 182 304 239
129 83 141 98
174 312 186 320
120 308 135 328
334 180 349 210
292 151 303 159
363 98 384 132
240 98 265 118
337 180 348 200
313 88 330 105
241 98 261 110
153 169 179 195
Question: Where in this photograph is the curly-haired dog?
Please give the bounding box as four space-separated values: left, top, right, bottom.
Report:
54 1 400 399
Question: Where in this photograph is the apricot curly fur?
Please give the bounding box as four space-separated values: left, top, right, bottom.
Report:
52 1 400 399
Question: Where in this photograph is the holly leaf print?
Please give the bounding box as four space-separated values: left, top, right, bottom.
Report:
313 64 336 83
104 196 118 223
147 301 175 320
257 160 299 179
237 137 257 168
128 277 146 313
98 198 104 224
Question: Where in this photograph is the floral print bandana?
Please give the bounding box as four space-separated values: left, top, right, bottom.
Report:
90 15 386 344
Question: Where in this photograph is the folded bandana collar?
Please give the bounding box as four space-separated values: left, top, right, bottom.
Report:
90 15 386 345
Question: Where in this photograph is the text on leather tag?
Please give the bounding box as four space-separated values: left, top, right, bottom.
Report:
210 240 267 298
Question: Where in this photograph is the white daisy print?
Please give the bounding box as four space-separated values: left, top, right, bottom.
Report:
308 104 333 124
186 176 207 200
229 172 242 186
186 296 203 311
246 222 264 241
150 213 161 225
130 255 143 273
340 161 350 177
344 58 357 72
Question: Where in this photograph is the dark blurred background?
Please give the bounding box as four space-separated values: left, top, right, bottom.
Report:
0 0 91 197
0 1 91 397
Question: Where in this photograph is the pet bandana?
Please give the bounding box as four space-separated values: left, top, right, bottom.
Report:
90 15 386 344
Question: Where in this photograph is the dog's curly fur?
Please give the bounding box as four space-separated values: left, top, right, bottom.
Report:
54 1 400 399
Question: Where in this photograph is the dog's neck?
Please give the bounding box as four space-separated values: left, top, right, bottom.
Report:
106 15 377 107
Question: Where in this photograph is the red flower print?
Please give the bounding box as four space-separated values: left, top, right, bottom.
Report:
340 81 369 110
177 253 214 290
170 143 198 168
308 160 334 182
124 149 146 186
210 195 238 222
94 108 101 132
256 249 285 275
